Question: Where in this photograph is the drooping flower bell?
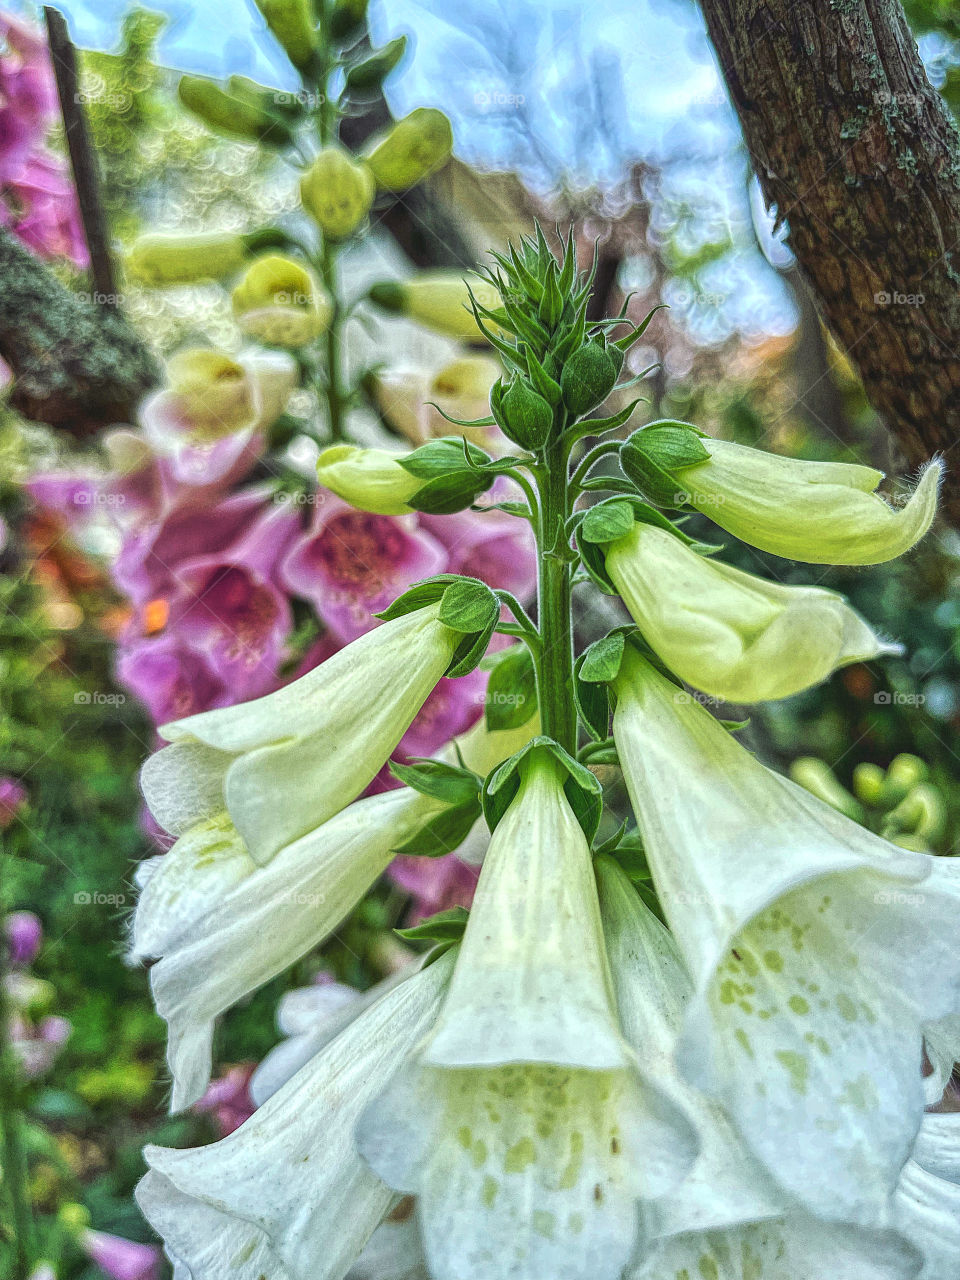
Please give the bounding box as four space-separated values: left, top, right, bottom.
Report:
140 605 461 864
367 272 504 343
316 445 422 515
363 107 453 190
623 427 941 564
611 648 960 1225
137 951 456 1280
603 521 897 702
232 253 332 347
894 1112 960 1278
596 855 923 1280
134 712 536 1106
358 745 698 1280
300 146 376 240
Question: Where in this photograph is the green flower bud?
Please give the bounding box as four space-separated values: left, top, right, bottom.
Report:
300 147 376 240
344 35 407 93
883 753 929 804
492 376 553 451
178 75 293 146
560 340 618 416
127 232 248 285
252 0 317 72
232 254 332 347
364 108 453 190
788 758 864 822
852 762 886 807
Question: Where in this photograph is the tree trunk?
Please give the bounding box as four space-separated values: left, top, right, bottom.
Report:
698 0 960 521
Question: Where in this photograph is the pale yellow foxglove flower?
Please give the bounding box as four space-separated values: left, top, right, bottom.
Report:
604 523 897 702
676 439 941 564
612 648 960 1225
316 444 420 514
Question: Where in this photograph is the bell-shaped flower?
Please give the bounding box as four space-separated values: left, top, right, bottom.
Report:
136 951 455 1280
143 605 460 864
894 1112 960 1279
596 855 922 1280
604 522 896 702
611 648 960 1225
672 437 940 564
358 747 698 1280
137 714 537 1107
373 354 501 450
232 254 332 348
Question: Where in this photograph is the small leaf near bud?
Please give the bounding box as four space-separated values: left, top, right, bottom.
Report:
620 422 709 507
560 340 618 417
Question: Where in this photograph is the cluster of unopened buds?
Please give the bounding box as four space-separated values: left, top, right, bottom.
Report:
120 222 958 1280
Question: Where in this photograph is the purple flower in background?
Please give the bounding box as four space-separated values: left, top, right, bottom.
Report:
169 501 299 702
281 494 446 643
81 1230 162 1280
4 910 42 966
0 776 27 828
9 1010 70 1077
3 148 88 266
116 633 229 725
420 498 537 600
397 666 488 760
0 14 57 177
389 851 480 922
193 1062 257 1137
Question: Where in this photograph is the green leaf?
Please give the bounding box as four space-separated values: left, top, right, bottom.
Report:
579 630 627 683
574 660 611 741
481 737 603 841
579 499 635 545
485 647 538 731
397 905 470 943
438 578 500 634
376 578 451 621
389 757 481 806
392 801 480 859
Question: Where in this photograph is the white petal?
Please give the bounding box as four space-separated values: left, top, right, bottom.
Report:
634 1216 921 1279
359 1061 649 1280
152 787 443 1108
130 813 256 961
895 1114 960 1279
140 740 231 837
426 750 627 1070
345 1211 430 1280
613 651 960 1223
596 856 781 1239
138 952 453 1280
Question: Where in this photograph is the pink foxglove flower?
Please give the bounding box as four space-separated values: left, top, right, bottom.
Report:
193 1063 257 1137
4 909 42 966
0 776 27 828
81 1230 161 1280
117 634 229 725
420 501 537 601
281 495 446 643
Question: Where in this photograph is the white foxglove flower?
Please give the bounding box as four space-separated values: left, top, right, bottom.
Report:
358 747 698 1280
604 523 895 702
142 715 538 1109
346 1213 430 1280
612 648 960 1224
146 606 459 864
676 439 941 564
894 1112 960 1279
137 952 454 1280
596 855 922 1280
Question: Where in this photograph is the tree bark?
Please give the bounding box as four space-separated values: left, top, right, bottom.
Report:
698 0 960 521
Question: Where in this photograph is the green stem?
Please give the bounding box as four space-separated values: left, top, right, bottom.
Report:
0 859 34 1280
535 433 577 753
313 15 346 445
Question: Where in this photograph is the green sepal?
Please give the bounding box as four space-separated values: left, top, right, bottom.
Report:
391 800 481 859
481 737 603 843
484 646 538 731
397 906 470 945
721 717 751 733
620 421 710 508
376 578 450 621
525 348 562 406
573 650 612 741
578 628 631 684
491 376 554 451
611 303 668 352
564 398 642 445
408 471 493 515
389 757 482 806
399 437 492 480
437 577 500 634
579 499 635 545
